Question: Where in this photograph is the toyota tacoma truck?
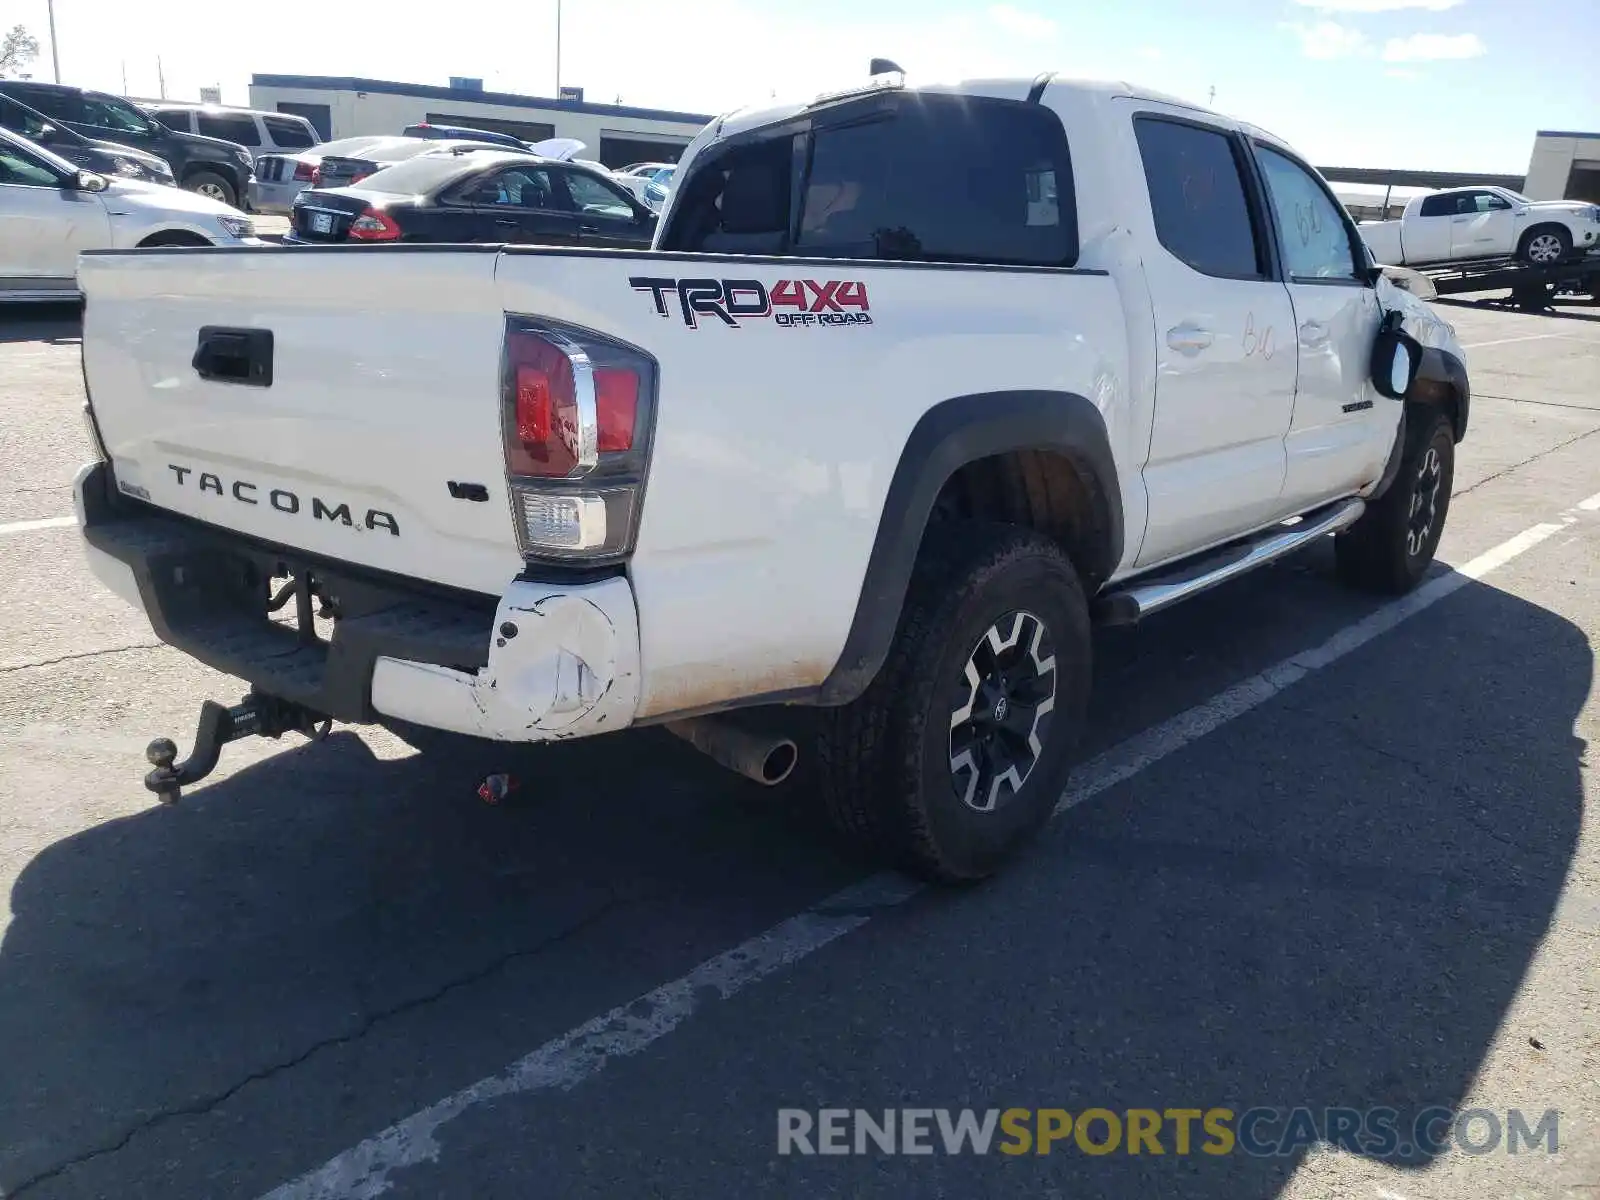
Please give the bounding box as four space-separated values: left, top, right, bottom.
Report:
73 73 1470 882
1360 184 1600 267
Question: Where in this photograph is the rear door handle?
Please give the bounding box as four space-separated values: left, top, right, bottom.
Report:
1165 324 1213 355
578 223 601 234
493 217 519 227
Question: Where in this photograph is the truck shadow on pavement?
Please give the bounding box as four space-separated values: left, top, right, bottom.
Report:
0 305 82 346
0 559 1588 1198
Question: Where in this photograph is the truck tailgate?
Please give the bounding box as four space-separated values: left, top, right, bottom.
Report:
80 247 521 596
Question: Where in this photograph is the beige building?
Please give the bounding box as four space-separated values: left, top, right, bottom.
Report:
246 74 712 168
1523 131 1600 203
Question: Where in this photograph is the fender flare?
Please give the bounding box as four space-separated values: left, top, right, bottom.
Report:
816 389 1122 706
1411 346 1469 443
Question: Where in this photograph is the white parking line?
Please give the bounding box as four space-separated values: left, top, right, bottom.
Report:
261 488 1600 1200
1461 333 1590 350
0 515 74 537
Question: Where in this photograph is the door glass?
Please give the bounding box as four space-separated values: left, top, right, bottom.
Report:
7 89 78 122
0 146 64 187
151 109 191 132
563 170 636 218
197 112 261 146
794 96 1074 264
79 95 154 135
1133 117 1266 279
459 167 559 209
263 116 315 149
1417 194 1454 217
0 96 53 141
1254 145 1360 282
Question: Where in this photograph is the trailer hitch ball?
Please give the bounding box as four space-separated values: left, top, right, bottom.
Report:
142 694 330 804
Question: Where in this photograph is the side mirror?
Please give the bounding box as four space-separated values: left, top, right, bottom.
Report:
1370 316 1422 400
74 170 109 193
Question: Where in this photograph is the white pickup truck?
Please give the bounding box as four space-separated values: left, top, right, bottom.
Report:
1360 184 1600 268
75 73 1471 882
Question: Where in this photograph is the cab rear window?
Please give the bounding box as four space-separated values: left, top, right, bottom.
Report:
662 90 1077 267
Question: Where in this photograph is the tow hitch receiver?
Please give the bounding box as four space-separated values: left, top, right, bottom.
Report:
144 692 331 804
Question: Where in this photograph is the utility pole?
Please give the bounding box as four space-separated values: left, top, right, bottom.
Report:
46 0 61 82
554 0 562 93
157 55 166 99
1207 84 1216 106
121 60 127 93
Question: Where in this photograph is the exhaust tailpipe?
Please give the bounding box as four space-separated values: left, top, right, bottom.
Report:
665 717 798 786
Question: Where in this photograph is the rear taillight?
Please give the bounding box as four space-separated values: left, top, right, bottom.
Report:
347 207 401 241
293 161 315 182
501 322 655 561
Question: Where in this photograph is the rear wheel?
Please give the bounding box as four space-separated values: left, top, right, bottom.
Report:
817 523 1091 882
184 170 237 208
1335 409 1454 594
1518 225 1571 265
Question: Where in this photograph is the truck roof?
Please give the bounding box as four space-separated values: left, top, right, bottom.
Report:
712 74 1214 142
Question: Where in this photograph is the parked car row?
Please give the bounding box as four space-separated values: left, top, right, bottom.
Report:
0 124 259 302
285 145 655 247
0 110 662 301
0 92 680 301
0 81 258 207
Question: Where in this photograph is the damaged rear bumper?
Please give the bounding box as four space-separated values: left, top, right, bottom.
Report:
74 461 641 743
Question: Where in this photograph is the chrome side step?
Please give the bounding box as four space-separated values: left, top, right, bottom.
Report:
1096 498 1366 626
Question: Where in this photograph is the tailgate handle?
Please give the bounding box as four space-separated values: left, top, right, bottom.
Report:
193 326 273 387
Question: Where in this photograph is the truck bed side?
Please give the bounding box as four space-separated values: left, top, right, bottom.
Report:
79 245 1132 720
490 247 1131 717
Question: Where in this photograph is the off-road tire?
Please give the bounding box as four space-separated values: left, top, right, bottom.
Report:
184 170 237 208
816 523 1091 882
1335 409 1454 594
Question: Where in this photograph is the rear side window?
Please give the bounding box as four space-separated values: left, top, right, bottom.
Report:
1134 117 1265 280
7 87 78 122
0 95 52 140
152 109 192 133
1417 194 1454 217
264 116 315 148
797 98 1073 264
197 111 260 146
665 92 1077 267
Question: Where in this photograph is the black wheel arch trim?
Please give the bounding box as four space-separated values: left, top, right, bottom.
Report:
1410 346 1470 443
816 389 1122 706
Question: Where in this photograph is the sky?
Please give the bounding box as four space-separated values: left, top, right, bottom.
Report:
8 0 1597 173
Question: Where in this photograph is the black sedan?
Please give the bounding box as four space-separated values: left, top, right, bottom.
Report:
286 148 657 247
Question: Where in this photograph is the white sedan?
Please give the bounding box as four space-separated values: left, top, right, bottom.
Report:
0 125 259 302
611 162 676 210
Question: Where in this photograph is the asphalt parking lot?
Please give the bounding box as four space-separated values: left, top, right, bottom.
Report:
1 295 1597 1199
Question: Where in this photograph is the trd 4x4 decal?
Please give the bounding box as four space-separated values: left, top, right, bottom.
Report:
629 277 873 329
